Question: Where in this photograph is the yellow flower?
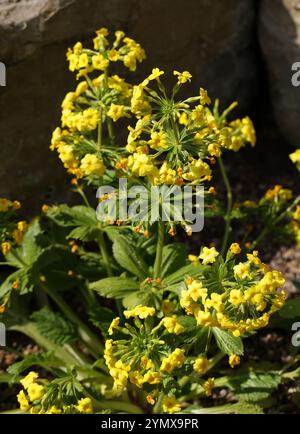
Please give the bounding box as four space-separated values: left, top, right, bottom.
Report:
229 243 241 255
17 221 27 232
76 397 93 414
290 149 300 170
187 280 207 302
58 144 74 164
75 81 88 97
78 53 89 69
241 116 256 146
47 406 62 414
13 200 21 210
108 49 119 61
199 246 219 265
92 54 109 70
182 159 211 182
108 317 120 336
229 354 241 368
0 198 11 212
160 348 185 373
143 371 161 385
293 206 300 221
199 88 211 105
129 371 145 388
193 356 209 374
208 143 221 157
203 378 215 396
17 390 30 411
107 104 127 122
127 153 158 178
158 162 177 185
80 154 105 176
140 356 154 370
188 254 199 265
173 70 192 84
229 289 244 306
233 262 251 280
1 242 11 256
123 305 155 319
161 316 184 334
13 229 23 244
179 112 188 125
142 68 164 86
162 396 181 414
27 383 45 401
148 131 168 150
20 371 39 390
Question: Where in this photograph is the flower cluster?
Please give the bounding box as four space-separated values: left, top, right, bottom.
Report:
50 29 145 182
182 245 286 337
104 304 219 412
117 69 255 187
0 198 26 258
17 371 93 414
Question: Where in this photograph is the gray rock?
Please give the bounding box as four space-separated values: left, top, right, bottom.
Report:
0 0 257 210
259 0 300 146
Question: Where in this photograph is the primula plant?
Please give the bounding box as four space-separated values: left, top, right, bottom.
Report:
0 28 300 415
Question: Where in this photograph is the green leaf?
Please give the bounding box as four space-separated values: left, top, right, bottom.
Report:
181 402 263 414
112 235 148 279
163 263 204 286
90 276 139 298
18 220 44 266
88 305 115 337
67 226 101 242
0 269 32 298
7 352 61 377
278 298 300 319
160 243 186 279
122 291 153 309
212 327 244 356
31 307 78 345
47 205 98 228
230 371 282 403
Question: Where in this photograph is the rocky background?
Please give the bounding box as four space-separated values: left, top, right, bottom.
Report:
0 0 299 210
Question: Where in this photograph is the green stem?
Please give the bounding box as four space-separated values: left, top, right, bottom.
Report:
250 194 300 250
218 156 233 255
40 283 102 357
153 220 165 279
98 232 113 277
107 118 115 143
98 231 123 316
153 391 163 414
97 107 102 153
76 186 91 208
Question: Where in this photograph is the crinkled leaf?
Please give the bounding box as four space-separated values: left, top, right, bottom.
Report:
31 307 78 345
90 277 139 298
112 235 148 279
160 243 186 279
212 327 244 356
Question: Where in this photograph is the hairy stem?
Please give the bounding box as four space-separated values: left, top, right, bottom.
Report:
218 156 233 255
